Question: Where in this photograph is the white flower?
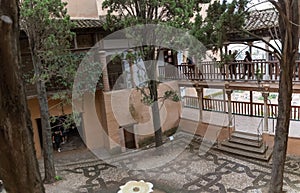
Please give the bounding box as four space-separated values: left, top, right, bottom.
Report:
118 180 154 193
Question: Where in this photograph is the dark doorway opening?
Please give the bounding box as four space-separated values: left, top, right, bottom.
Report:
36 115 85 152
123 127 136 149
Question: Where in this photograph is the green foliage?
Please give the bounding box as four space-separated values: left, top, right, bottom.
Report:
54 175 62 181
20 0 83 159
269 94 277 99
255 68 263 80
137 81 180 106
20 0 75 84
218 53 231 68
49 112 79 131
163 90 180 102
102 0 211 62
102 0 210 31
191 0 249 51
72 51 103 96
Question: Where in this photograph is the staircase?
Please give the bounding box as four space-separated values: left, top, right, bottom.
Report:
216 131 273 161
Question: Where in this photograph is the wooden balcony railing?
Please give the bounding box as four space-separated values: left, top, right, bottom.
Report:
159 60 300 82
183 96 300 121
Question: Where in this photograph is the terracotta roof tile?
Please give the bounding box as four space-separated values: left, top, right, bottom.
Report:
71 19 104 29
244 8 278 32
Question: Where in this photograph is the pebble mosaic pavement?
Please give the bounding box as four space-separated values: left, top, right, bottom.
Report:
45 135 300 193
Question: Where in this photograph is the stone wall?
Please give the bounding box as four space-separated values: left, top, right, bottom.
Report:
263 134 300 156
102 81 182 150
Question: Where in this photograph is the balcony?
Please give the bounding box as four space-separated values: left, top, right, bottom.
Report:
158 60 300 83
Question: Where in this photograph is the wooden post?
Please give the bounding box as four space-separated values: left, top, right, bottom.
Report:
250 91 253 116
263 37 271 80
194 83 203 122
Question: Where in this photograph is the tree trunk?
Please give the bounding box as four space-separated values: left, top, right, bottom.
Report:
0 0 45 192
144 47 163 147
269 55 293 193
269 1 299 192
36 78 56 184
149 80 163 147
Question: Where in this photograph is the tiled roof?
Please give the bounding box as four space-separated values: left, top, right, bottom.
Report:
244 8 279 32
71 19 104 29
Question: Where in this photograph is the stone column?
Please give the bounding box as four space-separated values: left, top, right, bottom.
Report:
194 84 204 122
226 90 233 127
262 84 270 132
128 49 136 88
262 92 269 132
225 82 233 127
99 51 110 92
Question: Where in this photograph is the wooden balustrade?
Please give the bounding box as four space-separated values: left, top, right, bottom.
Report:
183 96 300 121
159 60 300 82
203 98 225 112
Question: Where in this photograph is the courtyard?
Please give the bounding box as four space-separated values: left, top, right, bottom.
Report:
43 133 300 193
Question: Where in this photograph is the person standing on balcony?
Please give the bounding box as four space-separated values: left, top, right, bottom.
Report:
242 51 252 79
187 57 195 74
229 50 238 79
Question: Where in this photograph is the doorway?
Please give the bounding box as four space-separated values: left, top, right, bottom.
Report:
36 115 86 151
123 126 136 149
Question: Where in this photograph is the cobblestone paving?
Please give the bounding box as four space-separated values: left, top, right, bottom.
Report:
45 136 300 193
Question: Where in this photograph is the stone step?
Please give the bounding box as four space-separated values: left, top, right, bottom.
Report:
229 137 262 147
234 130 259 137
221 140 267 154
231 131 262 141
217 145 273 161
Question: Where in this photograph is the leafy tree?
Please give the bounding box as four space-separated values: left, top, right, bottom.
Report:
20 0 74 183
0 0 45 192
267 1 299 192
191 0 248 57
102 0 210 147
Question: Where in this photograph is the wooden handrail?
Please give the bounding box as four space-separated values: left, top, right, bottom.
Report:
183 96 300 121
158 60 300 82
257 118 263 144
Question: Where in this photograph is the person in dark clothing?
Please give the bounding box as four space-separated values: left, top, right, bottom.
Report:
52 128 62 152
229 50 238 78
187 57 195 74
242 51 252 78
187 57 193 65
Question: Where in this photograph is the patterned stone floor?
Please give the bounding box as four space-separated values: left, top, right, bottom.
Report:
45 135 300 193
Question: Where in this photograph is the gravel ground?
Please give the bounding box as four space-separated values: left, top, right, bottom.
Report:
43 136 300 193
